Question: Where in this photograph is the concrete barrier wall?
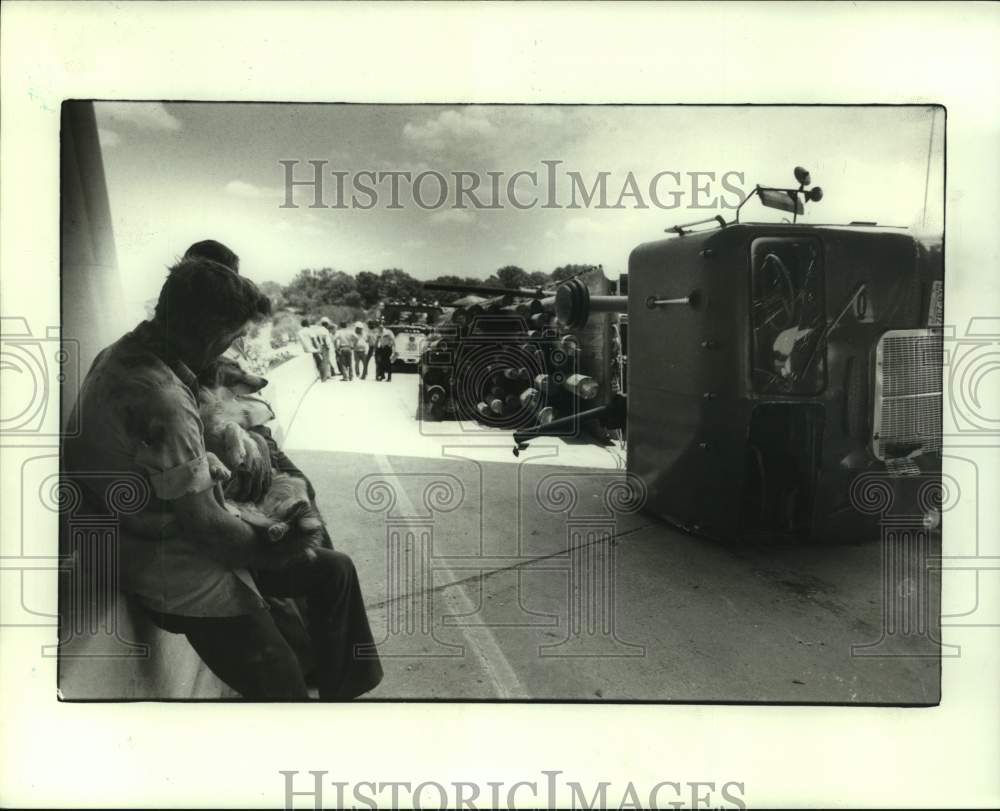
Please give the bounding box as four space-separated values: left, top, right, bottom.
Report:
58 102 235 700
58 596 236 700
260 351 315 446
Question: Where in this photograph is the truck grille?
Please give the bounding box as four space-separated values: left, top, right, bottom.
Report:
872 329 943 461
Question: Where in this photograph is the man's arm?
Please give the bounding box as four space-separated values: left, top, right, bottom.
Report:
298 330 315 353
172 486 262 569
133 381 276 569
172 484 315 570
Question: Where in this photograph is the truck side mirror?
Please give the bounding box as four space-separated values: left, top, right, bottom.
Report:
758 188 804 215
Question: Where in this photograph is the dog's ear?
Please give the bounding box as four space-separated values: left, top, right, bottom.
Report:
229 374 269 395
211 357 243 385
213 357 268 394
197 359 224 388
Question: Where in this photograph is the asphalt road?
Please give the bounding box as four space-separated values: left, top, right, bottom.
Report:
277 358 941 704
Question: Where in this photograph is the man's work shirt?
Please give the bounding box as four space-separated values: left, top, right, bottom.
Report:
297 325 319 354
334 328 357 351
310 324 332 351
63 321 266 617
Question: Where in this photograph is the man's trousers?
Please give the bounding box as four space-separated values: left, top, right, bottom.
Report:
145 548 383 700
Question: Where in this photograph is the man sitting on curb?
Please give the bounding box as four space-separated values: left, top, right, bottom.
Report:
64 256 382 699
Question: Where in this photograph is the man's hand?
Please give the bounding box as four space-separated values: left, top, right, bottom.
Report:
173 485 259 569
253 531 320 569
225 429 273 502
174 482 318 570
244 502 322 569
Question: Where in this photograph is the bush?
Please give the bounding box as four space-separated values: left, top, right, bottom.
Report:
316 303 366 326
271 309 303 344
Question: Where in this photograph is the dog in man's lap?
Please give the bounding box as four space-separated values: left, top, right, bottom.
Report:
198 356 324 564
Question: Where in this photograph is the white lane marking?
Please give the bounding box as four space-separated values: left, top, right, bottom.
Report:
373 453 526 699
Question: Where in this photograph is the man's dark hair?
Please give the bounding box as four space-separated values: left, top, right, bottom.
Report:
367 320 377 329
301 318 310 327
184 239 240 273
339 321 347 329
155 257 271 341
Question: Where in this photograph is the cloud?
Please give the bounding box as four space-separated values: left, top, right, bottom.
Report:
96 102 181 131
564 216 609 235
372 158 433 177
225 179 319 206
403 108 497 150
231 180 328 207
98 128 121 148
225 180 274 199
401 239 427 249
402 106 577 162
271 218 326 238
430 209 475 226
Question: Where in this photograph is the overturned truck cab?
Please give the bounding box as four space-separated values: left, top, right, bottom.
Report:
627 219 943 542
520 169 944 543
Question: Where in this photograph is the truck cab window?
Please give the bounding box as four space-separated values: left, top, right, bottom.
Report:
750 236 826 395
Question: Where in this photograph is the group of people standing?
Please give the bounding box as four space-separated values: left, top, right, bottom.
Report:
298 318 396 383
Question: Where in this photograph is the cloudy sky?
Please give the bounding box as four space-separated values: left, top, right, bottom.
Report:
95 103 943 319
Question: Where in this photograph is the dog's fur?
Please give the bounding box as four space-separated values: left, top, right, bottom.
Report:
199 354 270 395
198 356 324 561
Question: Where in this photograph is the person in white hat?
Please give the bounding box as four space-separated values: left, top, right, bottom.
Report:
333 321 356 380
353 323 371 379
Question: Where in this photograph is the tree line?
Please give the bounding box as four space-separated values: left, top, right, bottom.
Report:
264 264 599 314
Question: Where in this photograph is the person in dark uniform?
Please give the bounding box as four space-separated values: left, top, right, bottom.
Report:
365 319 378 377
64 257 382 699
374 332 395 382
